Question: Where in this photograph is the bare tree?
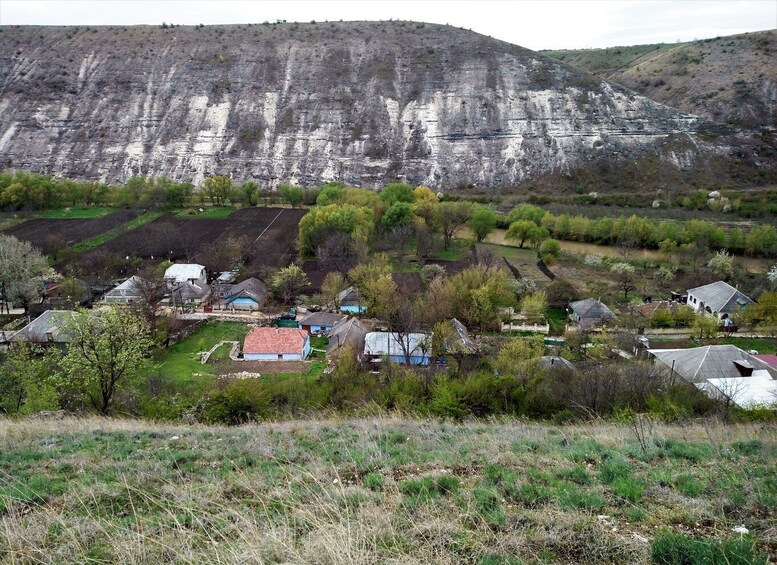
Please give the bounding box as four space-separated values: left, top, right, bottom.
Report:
316 232 365 276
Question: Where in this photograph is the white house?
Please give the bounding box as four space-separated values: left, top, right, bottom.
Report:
103 276 146 304
163 263 207 289
687 281 753 321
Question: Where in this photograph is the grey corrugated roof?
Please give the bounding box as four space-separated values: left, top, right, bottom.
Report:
364 332 429 358
327 317 370 355
104 276 145 302
447 318 477 353
649 345 777 384
11 310 76 343
299 312 347 328
337 286 361 306
687 281 753 314
226 278 267 303
540 356 576 371
570 298 615 324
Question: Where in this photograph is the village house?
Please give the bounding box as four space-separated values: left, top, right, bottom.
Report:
364 331 431 366
242 327 311 361
10 310 77 346
648 345 777 407
299 312 347 334
337 287 366 313
686 281 753 322
569 298 616 328
326 316 371 359
223 278 268 311
102 276 146 305
164 263 210 305
164 263 207 288
649 345 777 384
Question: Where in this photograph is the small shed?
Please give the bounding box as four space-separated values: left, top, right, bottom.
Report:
243 327 310 361
338 287 366 313
299 312 347 334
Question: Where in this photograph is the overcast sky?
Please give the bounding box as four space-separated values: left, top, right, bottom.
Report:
0 0 774 50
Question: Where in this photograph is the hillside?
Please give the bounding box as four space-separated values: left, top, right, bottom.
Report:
0 22 774 191
544 30 777 129
0 416 774 563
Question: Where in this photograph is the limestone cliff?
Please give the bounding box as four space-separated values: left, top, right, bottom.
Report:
0 22 772 189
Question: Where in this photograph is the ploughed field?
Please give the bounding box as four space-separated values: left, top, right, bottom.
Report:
1 210 142 253
78 207 307 270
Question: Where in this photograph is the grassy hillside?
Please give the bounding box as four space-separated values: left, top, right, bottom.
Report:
543 30 777 129
1 416 774 563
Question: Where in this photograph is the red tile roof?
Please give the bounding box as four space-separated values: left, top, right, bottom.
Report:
243 327 308 355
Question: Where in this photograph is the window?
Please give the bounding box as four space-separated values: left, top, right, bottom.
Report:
278 354 283 359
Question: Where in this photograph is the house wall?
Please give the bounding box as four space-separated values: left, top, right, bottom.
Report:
228 297 259 311
243 337 310 361
302 324 333 333
388 354 430 366
688 292 723 320
245 352 304 361
340 305 366 313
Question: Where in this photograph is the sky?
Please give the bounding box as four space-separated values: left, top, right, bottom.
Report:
0 0 775 50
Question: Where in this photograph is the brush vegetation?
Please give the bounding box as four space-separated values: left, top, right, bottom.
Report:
0 416 774 563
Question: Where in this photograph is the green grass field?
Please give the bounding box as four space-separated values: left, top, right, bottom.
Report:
153 322 252 386
36 206 116 219
0 417 773 563
174 206 236 218
0 206 117 230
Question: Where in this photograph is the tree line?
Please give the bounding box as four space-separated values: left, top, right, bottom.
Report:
0 171 318 211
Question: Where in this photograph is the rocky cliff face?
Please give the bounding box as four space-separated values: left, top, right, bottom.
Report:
0 22 771 189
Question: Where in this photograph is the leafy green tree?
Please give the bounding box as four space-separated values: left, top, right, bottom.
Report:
271 264 310 304
539 239 561 259
467 207 497 243
508 204 545 225
379 182 414 205
0 344 60 414
202 175 235 206
382 201 414 229
58 308 154 414
746 224 777 256
433 201 471 250
279 184 305 207
321 271 347 309
315 181 347 206
0 234 51 314
693 314 719 339
297 204 375 255
506 220 539 248
240 181 259 206
349 256 397 319
520 291 548 324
